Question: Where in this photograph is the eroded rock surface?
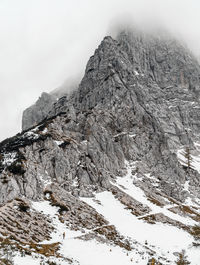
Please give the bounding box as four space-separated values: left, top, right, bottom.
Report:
22 92 56 131
0 28 200 264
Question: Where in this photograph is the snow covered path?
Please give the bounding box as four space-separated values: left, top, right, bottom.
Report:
82 191 196 264
29 200 152 265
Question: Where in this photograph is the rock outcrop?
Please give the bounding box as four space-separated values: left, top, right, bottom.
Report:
22 92 56 131
22 76 80 131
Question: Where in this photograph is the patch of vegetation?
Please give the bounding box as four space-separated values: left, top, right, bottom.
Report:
0 110 68 156
45 192 69 215
46 262 57 265
18 202 30 213
0 237 17 264
111 189 142 215
2 177 9 184
29 242 60 257
6 151 26 176
147 196 165 207
0 236 61 263
0 130 49 155
169 205 200 222
0 154 4 174
192 242 200 247
94 225 132 251
167 197 179 204
0 258 14 265
181 206 200 221
110 186 150 217
191 225 200 238
147 257 163 265
142 214 156 224
7 162 25 175
175 249 190 265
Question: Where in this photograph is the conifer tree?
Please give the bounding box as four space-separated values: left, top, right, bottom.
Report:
183 146 192 172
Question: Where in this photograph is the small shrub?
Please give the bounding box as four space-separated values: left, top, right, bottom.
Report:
191 225 200 238
18 203 30 212
175 250 190 265
7 162 25 175
6 151 26 175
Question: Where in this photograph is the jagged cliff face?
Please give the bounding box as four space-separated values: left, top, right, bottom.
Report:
22 92 57 131
0 29 200 264
22 77 79 131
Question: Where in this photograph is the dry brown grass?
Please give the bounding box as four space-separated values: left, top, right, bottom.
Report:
0 235 61 259
29 242 60 257
110 186 150 217
169 205 200 222
147 196 165 207
191 225 200 238
94 225 132 251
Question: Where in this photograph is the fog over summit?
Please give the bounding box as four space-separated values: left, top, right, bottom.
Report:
0 0 200 140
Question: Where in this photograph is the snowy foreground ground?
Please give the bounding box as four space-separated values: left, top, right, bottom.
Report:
13 162 200 265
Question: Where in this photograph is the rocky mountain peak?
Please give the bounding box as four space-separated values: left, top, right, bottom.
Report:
118 29 200 91
1 27 200 264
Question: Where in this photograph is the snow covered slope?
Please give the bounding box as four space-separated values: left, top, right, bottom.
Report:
6 161 199 265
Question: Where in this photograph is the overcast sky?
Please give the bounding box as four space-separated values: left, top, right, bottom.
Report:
1 0 200 141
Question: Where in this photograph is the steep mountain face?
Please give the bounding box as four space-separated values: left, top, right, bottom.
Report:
22 77 80 131
0 29 200 264
22 92 57 131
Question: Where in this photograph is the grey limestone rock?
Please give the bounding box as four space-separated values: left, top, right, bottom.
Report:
22 92 56 131
1 28 200 206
